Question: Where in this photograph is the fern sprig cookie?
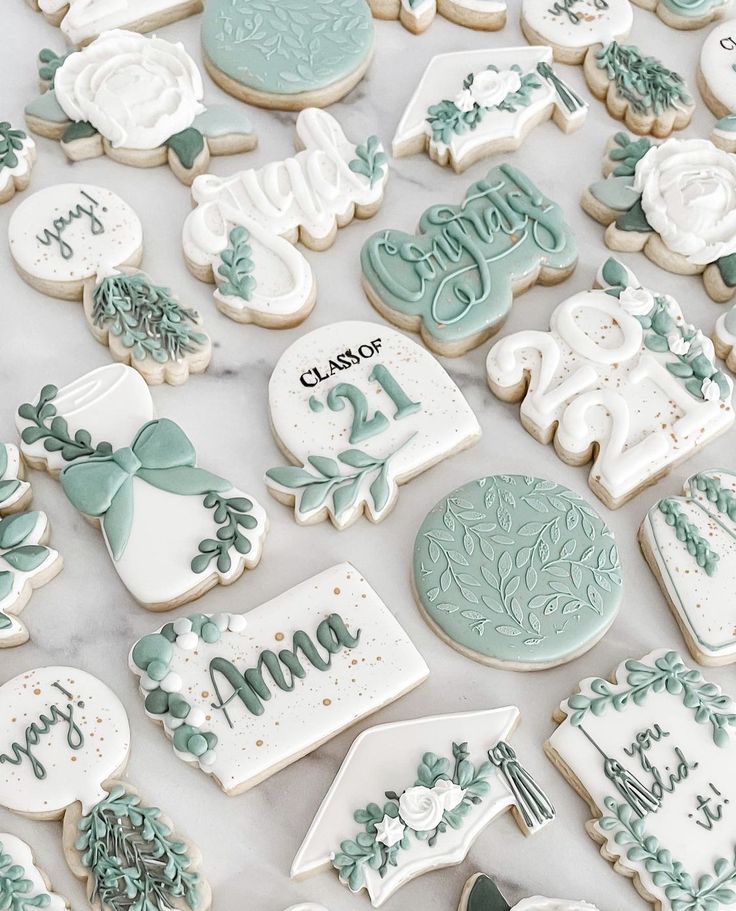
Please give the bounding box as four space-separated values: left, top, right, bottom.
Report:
369 0 506 34
24 30 257 185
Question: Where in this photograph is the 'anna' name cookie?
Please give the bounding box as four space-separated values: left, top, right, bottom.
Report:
414 475 622 670
369 0 506 34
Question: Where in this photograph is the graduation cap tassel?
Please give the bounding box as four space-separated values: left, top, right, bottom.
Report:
536 62 585 114
577 725 660 819
488 741 555 832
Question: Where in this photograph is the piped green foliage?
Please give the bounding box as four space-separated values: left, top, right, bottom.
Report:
596 42 691 116
349 136 388 188
217 227 256 301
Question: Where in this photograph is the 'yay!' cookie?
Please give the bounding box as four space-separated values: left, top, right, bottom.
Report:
9 183 211 385
0 666 210 911
24 30 257 185
265 321 480 529
16 364 268 610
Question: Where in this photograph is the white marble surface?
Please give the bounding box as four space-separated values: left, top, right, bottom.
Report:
2 4 736 911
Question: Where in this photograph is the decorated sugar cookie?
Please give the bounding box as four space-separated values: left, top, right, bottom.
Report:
16 363 268 610
369 0 506 33
486 258 734 509
202 0 374 110
28 0 204 46
546 650 736 911
10 184 211 385
0 443 31 516
130 562 428 794
24 30 257 185
0 666 210 911
521 0 633 65
714 305 736 369
361 165 577 356
292 708 555 906
698 19 736 150
392 47 587 173
0 833 68 911
632 0 731 29
183 109 387 327
640 470 736 666
413 475 622 671
0 123 35 206
584 133 736 302
265 321 480 529
458 873 600 911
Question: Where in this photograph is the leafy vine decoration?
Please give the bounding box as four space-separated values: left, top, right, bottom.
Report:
348 136 388 188
18 385 112 464
0 123 29 173
0 839 51 911
0 445 22 510
216 227 256 301
192 495 258 574
595 43 692 116
658 499 719 577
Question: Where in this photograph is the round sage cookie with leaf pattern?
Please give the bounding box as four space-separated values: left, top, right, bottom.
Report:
413 475 622 670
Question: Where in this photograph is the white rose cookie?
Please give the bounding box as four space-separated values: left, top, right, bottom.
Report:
292 708 555 906
369 0 506 33
265 321 480 529
0 666 211 911
27 0 204 46
183 109 387 327
698 19 736 150
521 0 634 65
9 184 211 386
583 133 736 302
546 650 736 911
201 0 374 110
24 30 257 185
486 258 734 509
458 873 600 911
631 0 732 29
393 46 587 173
640 470 736 666
129 563 428 794
0 833 69 911
16 364 269 611
0 123 35 205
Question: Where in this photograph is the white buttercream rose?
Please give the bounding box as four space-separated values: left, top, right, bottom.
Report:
398 786 445 831
618 286 654 315
667 332 690 355
701 377 721 401
454 89 476 113
470 68 521 108
54 29 205 150
634 139 736 265
432 778 465 810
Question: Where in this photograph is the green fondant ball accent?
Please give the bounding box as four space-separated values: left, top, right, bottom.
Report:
173 724 196 752
160 623 177 642
204 731 218 749
188 614 207 635
131 633 172 671
147 660 169 682
201 621 221 644
168 694 191 719
187 733 209 757
144 689 170 715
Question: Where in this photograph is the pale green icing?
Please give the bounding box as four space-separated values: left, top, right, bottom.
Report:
725 306 736 335
201 0 373 95
24 90 68 125
360 164 577 347
660 0 728 16
588 174 641 212
413 475 622 667
192 105 254 139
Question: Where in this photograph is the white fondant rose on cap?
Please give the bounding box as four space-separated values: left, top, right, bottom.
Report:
634 139 736 265
54 29 204 150
470 69 521 108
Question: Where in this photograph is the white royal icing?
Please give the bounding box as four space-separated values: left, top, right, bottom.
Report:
53 29 204 150
0 133 35 194
392 46 587 171
0 833 67 911
182 108 388 269
486 260 734 506
36 0 202 46
513 901 599 911
700 19 736 113
266 321 480 529
129 563 429 794
521 0 633 50
0 443 31 515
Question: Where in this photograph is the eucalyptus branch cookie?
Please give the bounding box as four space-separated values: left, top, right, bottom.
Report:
27 0 204 46
0 833 69 911
369 0 506 33
631 0 731 29
202 0 374 110
361 164 577 356
10 184 211 385
521 0 634 64
583 133 736 302
486 258 734 509
393 46 587 173
24 30 257 185
698 19 736 150
0 123 35 205
458 873 600 911
16 364 268 611
0 666 211 911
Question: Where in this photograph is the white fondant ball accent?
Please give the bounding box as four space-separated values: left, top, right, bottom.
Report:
176 631 199 651
139 674 159 691
160 672 182 693
214 614 229 631
166 714 184 730
228 614 247 632
173 618 193 636
187 707 206 728
200 750 217 766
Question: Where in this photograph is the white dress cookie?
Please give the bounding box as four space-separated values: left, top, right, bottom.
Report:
546 650 736 911
0 123 35 205
10 183 211 385
369 0 506 34
24 30 257 184
640 470 736 665
130 563 428 794
583 133 736 302
0 666 211 911
393 46 587 173
265 321 480 529
16 364 268 610
458 873 600 911
292 708 555 907
486 258 734 509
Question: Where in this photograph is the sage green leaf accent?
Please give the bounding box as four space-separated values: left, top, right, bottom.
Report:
601 257 631 289
18 384 112 464
166 127 205 170
3 545 48 572
0 480 21 507
348 135 388 188
0 836 52 910
595 42 691 116
37 47 73 87
607 131 652 177
0 572 13 601
589 175 641 213
716 252 736 289
614 199 653 233
61 121 98 144
0 122 28 172
217 227 256 301
658 498 719 576
191 494 257 574
0 512 39 549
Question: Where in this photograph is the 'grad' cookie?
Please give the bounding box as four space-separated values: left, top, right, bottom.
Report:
266 321 480 528
486 258 734 509
458 873 600 911
583 133 736 302
698 19 736 150
369 0 506 33
0 123 35 205
640 470 736 666
392 46 587 173
24 30 257 185
10 183 211 385
414 475 622 670
16 364 268 610
361 164 577 356
202 0 374 110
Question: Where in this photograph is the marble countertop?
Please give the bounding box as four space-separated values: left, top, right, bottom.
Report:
2 5 735 911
